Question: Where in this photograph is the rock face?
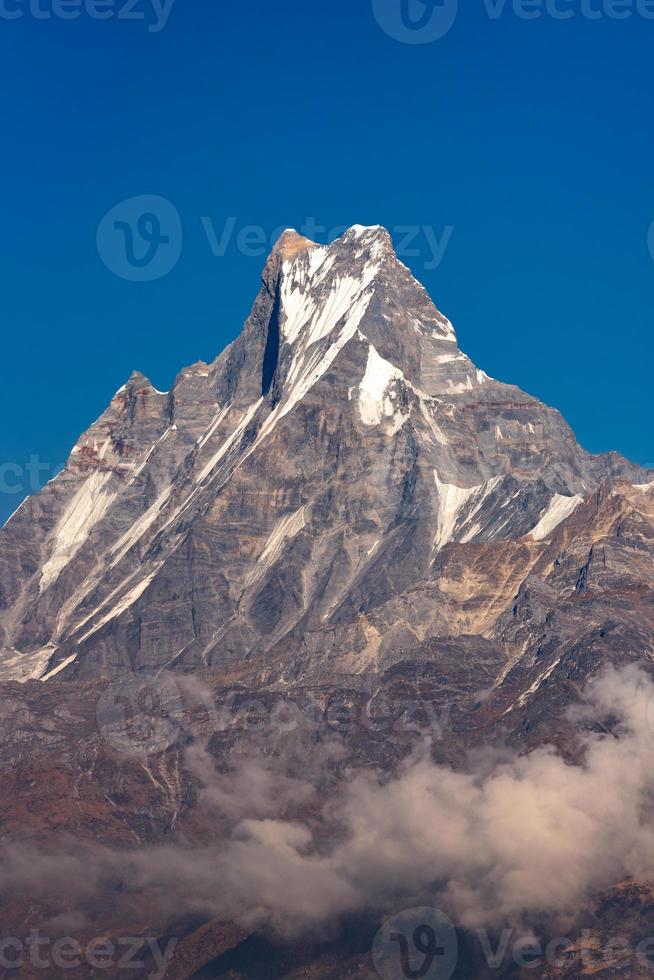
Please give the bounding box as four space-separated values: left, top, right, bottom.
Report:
1 225 654 979
0 224 650 687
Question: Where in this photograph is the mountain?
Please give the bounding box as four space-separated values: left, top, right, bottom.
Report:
0 225 650 690
1 225 654 979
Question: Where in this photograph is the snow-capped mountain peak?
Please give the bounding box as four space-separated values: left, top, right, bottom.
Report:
0 224 650 683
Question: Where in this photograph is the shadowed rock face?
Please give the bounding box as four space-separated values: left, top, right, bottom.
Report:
0 224 650 684
1 225 654 978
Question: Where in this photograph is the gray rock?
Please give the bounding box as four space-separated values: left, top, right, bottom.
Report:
0 225 651 687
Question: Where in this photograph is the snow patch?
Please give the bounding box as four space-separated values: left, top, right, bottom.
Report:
505 655 565 713
3 497 28 527
529 493 583 541
446 375 475 394
349 224 382 236
40 470 115 593
282 268 378 348
438 317 457 343
124 426 174 485
419 402 448 446
436 352 465 365
358 345 404 426
242 507 307 591
306 245 331 278
108 488 172 568
41 652 78 682
195 400 262 485
259 507 306 569
433 474 504 550
197 404 231 449
279 287 376 421
433 475 478 550
77 567 161 645
459 521 483 544
0 646 56 683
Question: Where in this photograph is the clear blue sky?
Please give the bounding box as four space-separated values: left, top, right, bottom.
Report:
1 0 653 522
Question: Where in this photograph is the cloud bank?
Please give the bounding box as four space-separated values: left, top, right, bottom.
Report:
2 665 654 938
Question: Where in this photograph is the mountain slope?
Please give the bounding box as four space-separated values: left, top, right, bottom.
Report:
1 225 654 979
0 224 650 683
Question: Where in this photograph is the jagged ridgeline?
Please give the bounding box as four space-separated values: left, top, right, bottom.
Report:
0 225 652 689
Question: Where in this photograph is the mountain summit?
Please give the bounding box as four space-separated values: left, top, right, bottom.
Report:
0 224 651 687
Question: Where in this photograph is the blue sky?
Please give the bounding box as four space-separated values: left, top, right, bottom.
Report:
1 0 653 522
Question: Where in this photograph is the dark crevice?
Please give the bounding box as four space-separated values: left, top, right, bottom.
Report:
261 284 281 397
190 917 377 979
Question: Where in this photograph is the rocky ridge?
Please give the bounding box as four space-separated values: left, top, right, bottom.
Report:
0 225 653 979
0 225 650 688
